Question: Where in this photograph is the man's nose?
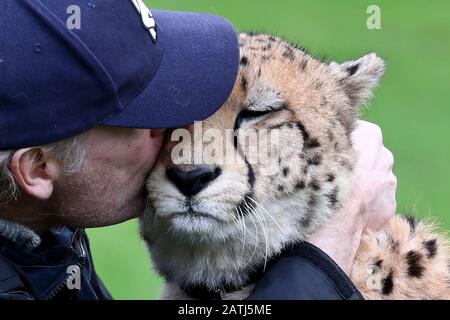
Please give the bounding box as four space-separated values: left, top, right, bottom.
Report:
166 166 222 197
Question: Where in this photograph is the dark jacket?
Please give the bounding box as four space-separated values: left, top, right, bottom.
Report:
0 226 362 300
247 242 364 300
0 226 111 300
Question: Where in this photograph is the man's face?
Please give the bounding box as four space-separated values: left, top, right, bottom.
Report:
49 126 165 228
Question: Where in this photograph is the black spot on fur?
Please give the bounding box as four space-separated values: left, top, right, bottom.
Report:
283 47 295 60
300 194 317 228
299 214 311 228
423 239 438 259
307 153 322 166
391 240 400 253
295 180 306 190
375 260 383 268
327 130 334 142
240 56 249 66
308 194 317 209
278 185 284 192
347 63 360 76
334 142 339 150
283 167 289 177
241 77 248 91
326 173 335 182
300 60 308 70
305 138 321 149
406 251 425 278
257 68 262 77
326 187 339 209
382 271 394 295
406 216 417 232
263 43 272 51
308 179 321 191
287 123 294 129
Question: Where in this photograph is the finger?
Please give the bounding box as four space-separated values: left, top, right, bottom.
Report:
352 122 383 166
381 147 395 171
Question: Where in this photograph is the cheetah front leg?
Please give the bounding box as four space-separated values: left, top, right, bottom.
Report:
350 215 450 299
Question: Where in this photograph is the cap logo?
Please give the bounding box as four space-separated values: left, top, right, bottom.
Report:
130 0 157 42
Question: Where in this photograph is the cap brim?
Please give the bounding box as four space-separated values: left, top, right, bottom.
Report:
102 10 239 129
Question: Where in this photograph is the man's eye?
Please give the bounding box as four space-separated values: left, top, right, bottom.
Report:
234 109 273 130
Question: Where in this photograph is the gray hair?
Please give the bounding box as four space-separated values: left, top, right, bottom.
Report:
0 136 86 205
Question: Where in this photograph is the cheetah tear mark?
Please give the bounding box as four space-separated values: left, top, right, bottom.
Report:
295 122 321 149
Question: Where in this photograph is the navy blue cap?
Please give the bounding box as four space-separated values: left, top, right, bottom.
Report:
0 0 239 150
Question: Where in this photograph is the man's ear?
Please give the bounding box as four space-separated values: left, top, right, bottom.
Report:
330 53 385 108
10 148 61 200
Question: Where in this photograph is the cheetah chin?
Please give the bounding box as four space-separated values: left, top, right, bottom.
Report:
142 33 450 300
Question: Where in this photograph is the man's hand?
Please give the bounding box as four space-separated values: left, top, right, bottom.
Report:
352 121 397 231
307 120 397 274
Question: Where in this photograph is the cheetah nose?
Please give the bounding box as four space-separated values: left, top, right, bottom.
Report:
166 166 222 197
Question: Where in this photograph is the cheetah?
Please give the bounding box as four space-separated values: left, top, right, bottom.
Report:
142 33 450 300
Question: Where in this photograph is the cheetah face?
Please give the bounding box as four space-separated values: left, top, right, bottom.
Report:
143 33 385 252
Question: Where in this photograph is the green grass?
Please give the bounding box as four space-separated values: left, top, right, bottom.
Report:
87 0 450 299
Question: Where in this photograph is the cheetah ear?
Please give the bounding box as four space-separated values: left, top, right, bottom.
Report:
330 53 385 108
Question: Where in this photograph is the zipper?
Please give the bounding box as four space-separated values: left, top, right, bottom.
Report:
44 229 87 300
45 274 71 300
76 229 88 266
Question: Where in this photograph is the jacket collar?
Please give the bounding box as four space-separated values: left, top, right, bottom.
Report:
0 218 41 252
0 224 85 299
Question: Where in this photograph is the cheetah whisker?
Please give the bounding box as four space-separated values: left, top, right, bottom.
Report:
235 206 249 253
243 205 261 269
246 196 283 235
245 200 269 271
231 208 246 248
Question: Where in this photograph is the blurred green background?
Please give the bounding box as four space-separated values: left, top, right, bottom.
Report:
87 0 450 299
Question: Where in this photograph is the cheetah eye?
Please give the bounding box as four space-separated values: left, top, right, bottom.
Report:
234 109 274 130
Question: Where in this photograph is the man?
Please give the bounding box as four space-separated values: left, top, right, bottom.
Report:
0 0 396 300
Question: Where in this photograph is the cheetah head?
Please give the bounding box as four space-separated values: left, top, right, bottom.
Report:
142 33 385 289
